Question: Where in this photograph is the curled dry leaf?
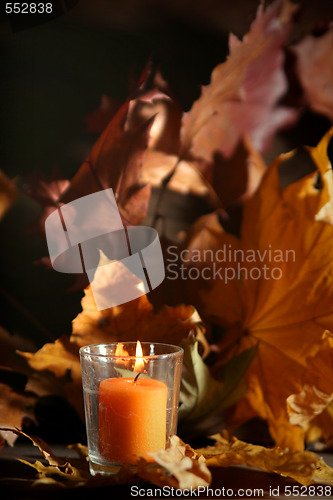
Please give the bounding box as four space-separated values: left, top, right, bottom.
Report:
196 431 332 486
0 387 36 446
127 92 182 156
184 128 333 450
292 26 333 122
0 427 67 465
0 428 210 490
137 435 211 490
287 331 333 429
0 427 136 488
141 150 217 202
180 0 297 162
0 328 71 445
18 336 83 420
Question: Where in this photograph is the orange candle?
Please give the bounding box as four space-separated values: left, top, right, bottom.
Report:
98 377 168 464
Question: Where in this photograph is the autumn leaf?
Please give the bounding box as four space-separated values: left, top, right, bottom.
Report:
127 90 182 156
0 326 75 407
18 336 83 420
196 431 333 486
0 427 67 465
0 427 136 487
0 386 36 446
0 328 59 445
180 0 297 163
84 94 122 134
0 429 210 489
211 137 267 209
141 150 218 203
138 435 211 490
292 26 333 122
287 331 333 430
178 334 257 438
184 128 333 450
60 100 154 225
28 167 70 210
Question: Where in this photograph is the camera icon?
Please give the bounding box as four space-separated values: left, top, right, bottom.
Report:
45 188 165 310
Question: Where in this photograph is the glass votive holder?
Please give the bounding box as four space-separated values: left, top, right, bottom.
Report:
79 342 183 476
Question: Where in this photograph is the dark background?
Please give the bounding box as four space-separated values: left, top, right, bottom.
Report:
2 0 333 178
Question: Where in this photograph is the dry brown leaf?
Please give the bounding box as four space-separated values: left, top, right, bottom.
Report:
141 150 216 201
18 336 83 419
0 427 136 487
1 428 210 489
84 94 122 134
196 432 327 486
0 388 36 446
0 327 35 377
19 336 80 382
0 328 71 445
181 0 297 162
185 128 333 450
0 427 67 465
211 136 267 208
137 435 211 490
127 93 182 155
287 331 333 429
313 458 333 484
61 101 154 225
292 26 333 122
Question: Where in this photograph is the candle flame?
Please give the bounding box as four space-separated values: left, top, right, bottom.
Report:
134 340 145 372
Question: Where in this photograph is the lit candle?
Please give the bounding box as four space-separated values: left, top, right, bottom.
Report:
98 341 168 464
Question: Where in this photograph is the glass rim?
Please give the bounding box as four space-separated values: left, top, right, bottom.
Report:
79 342 184 360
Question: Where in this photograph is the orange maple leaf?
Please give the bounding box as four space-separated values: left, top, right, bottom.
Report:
184 128 333 450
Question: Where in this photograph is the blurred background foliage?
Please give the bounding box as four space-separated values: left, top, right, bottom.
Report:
0 0 332 346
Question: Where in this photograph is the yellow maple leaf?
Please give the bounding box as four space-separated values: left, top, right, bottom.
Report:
185 128 333 450
196 431 333 486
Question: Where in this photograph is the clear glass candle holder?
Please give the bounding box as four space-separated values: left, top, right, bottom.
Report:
79 342 183 476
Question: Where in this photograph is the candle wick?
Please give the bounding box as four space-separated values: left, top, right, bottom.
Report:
134 372 141 383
